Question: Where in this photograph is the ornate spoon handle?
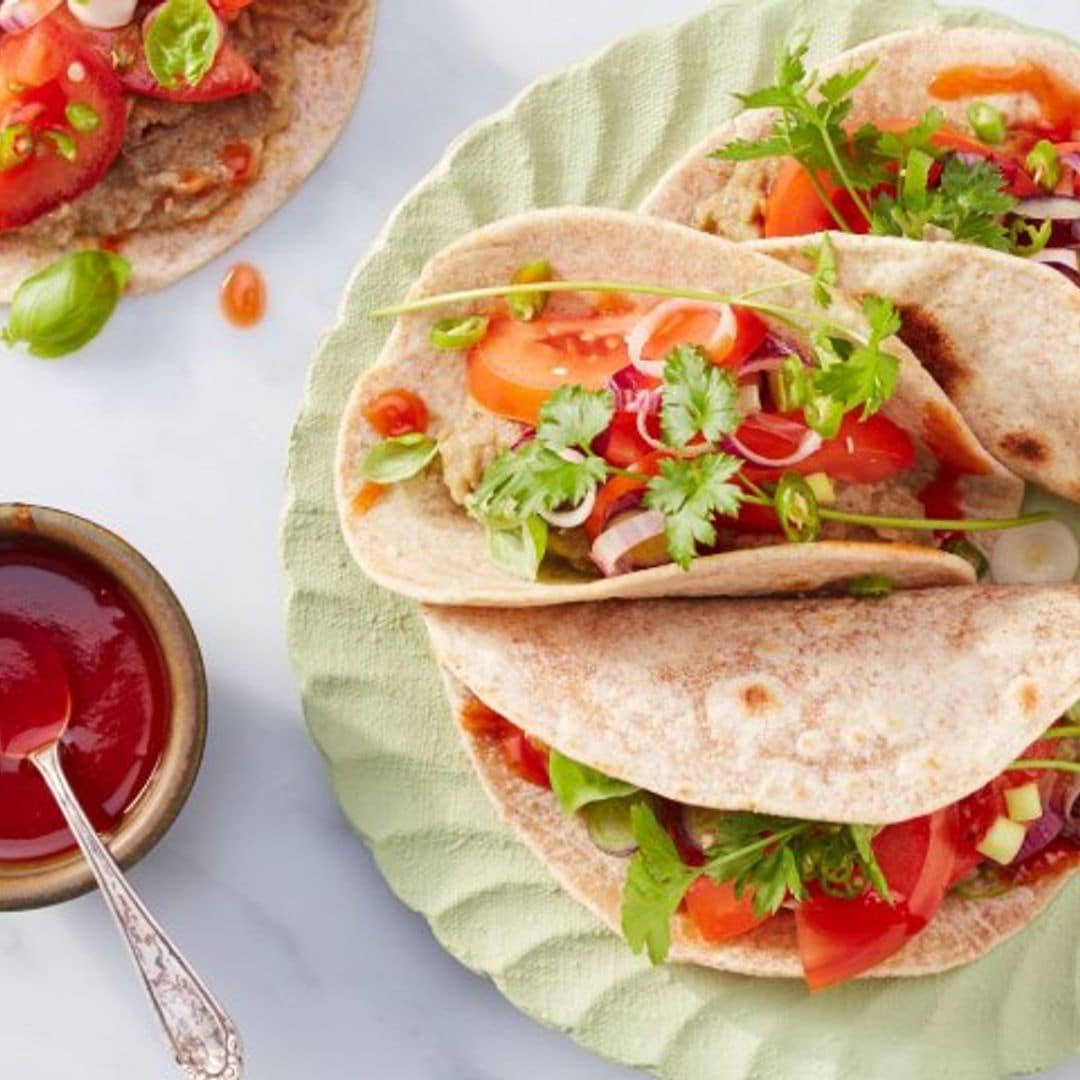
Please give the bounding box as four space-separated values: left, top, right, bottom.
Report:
32 742 243 1080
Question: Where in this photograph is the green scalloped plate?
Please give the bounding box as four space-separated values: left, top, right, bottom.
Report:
282 1 1080 1075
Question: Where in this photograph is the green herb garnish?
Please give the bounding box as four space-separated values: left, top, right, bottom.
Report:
660 344 742 447
360 433 439 483
549 750 640 815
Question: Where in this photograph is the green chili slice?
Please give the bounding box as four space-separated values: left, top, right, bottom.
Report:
507 259 553 322
803 393 844 439
967 102 1006 145
429 314 489 350
944 537 989 579
848 573 894 599
774 472 821 544
1025 139 1061 191
767 355 808 412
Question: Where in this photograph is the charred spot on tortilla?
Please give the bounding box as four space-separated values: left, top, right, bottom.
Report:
1000 430 1051 465
896 305 969 398
1019 681 1040 716
741 683 774 714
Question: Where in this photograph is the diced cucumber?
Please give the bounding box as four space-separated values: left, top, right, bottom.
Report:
581 795 642 855
976 815 1027 865
1004 782 1042 823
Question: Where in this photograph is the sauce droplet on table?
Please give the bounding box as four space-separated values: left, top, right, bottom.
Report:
220 262 267 329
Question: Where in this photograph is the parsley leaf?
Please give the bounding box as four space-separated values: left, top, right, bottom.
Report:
622 803 699 964
811 296 901 417
549 750 640 815
644 454 745 570
469 441 608 525
660 345 742 448
806 234 837 309
536 385 615 451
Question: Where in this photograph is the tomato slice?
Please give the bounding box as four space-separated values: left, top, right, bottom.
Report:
684 877 767 943
795 809 958 991
467 314 636 426
737 412 915 486
597 411 657 469
363 388 429 437
763 159 872 238
211 0 255 17
502 730 551 789
0 21 126 232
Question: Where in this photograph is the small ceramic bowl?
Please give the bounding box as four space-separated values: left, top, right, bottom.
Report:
0 504 207 910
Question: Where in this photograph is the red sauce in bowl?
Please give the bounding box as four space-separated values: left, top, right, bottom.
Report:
0 538 170 862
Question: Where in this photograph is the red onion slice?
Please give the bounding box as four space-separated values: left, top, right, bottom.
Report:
1032 247 1080 271
1016 196 1080 221
590 510 666 576
539 486 596 529
1015 809 1063 863
626 300 736 378
740 354 788 375
727 427 822 467
0 0 61 31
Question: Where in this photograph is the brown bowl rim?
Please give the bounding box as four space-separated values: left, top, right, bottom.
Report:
0 503 207 911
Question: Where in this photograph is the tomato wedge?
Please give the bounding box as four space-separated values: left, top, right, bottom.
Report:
684 877 767 943
0 20 126 231
502 730 551 789
795 809 958 991
763 160 873 237
467 314 636 426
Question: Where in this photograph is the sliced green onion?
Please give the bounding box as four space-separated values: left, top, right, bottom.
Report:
1045 724 1080 740
1004 782 1042 824
976 815 1026 865
967 102 1006 145
774 472 821 543
43 130 77 163
65 102 101 134
507 259 552 322
0 123 32 171
767 355 808 411
1025 139 1061 191
848 573 893 599
1010 759 1080 775
429 314 489 350
944 537 989 579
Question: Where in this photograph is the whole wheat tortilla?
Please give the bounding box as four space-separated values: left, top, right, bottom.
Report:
0 0 377 299
425 585 1080 824
337 207 1022 607
435 585 1080 978
640 26 1080 500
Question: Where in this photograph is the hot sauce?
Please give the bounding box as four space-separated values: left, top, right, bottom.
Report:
220 262 267 329
930 62 1080 136
351 482 386 517
363 388 429 437
0 539 170 862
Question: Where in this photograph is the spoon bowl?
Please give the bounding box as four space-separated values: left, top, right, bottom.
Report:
0 629 71 761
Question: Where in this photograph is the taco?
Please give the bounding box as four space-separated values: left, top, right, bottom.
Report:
336 207 1033 607
0 0 375 298
425 585 1080 989
641 27 1080 498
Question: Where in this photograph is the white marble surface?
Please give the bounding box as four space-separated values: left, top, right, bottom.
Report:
1 1 1078 1076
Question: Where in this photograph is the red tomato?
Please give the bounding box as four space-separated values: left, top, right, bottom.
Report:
736 412 915 485
0 21 126 231
502 730 551 789
684 877 767 943
363 388 429 437
211 0 255 17
763 159 872 237
728 307 770 368
637 303 768 370
795 809 958 991
598 411 657 469
584 451 667 542
467 314 635 426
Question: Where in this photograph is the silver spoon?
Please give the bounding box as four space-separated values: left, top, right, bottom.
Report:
0 632 244 1079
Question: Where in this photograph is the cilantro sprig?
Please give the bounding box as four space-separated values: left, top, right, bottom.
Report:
622 802 892 965
711 37 1036 254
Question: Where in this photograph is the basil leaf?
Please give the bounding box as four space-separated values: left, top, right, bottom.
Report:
2 251 131 359
145 0 220 90
549 750 640 815
360 433 438 483
487 516 548 580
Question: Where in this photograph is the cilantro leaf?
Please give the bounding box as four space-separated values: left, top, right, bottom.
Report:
811 296 901 417
469 441 608 526
644 453 745 570
549 750 640 815
660 345 741 448
805 234 837 308
621 803 699 964
536 385 615 451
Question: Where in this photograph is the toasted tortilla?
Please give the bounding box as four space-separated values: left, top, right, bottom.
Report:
431 585 1080 978
640 26 1080 500
0 0 377 299
337 207 1022 606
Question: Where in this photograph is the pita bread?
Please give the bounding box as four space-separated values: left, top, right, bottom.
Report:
0 0 377 299
337 207 1023 607
640 27 1080 500
432 585 1080 979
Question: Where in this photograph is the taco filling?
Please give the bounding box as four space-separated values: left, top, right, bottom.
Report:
693 39 1080 282
462 696 1080 991
0 0 364 244
353 254 1037 585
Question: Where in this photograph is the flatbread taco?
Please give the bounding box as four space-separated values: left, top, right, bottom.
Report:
0 0 375 298
425 586 1080 989
336 207 1036 607
641 27 1080 498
